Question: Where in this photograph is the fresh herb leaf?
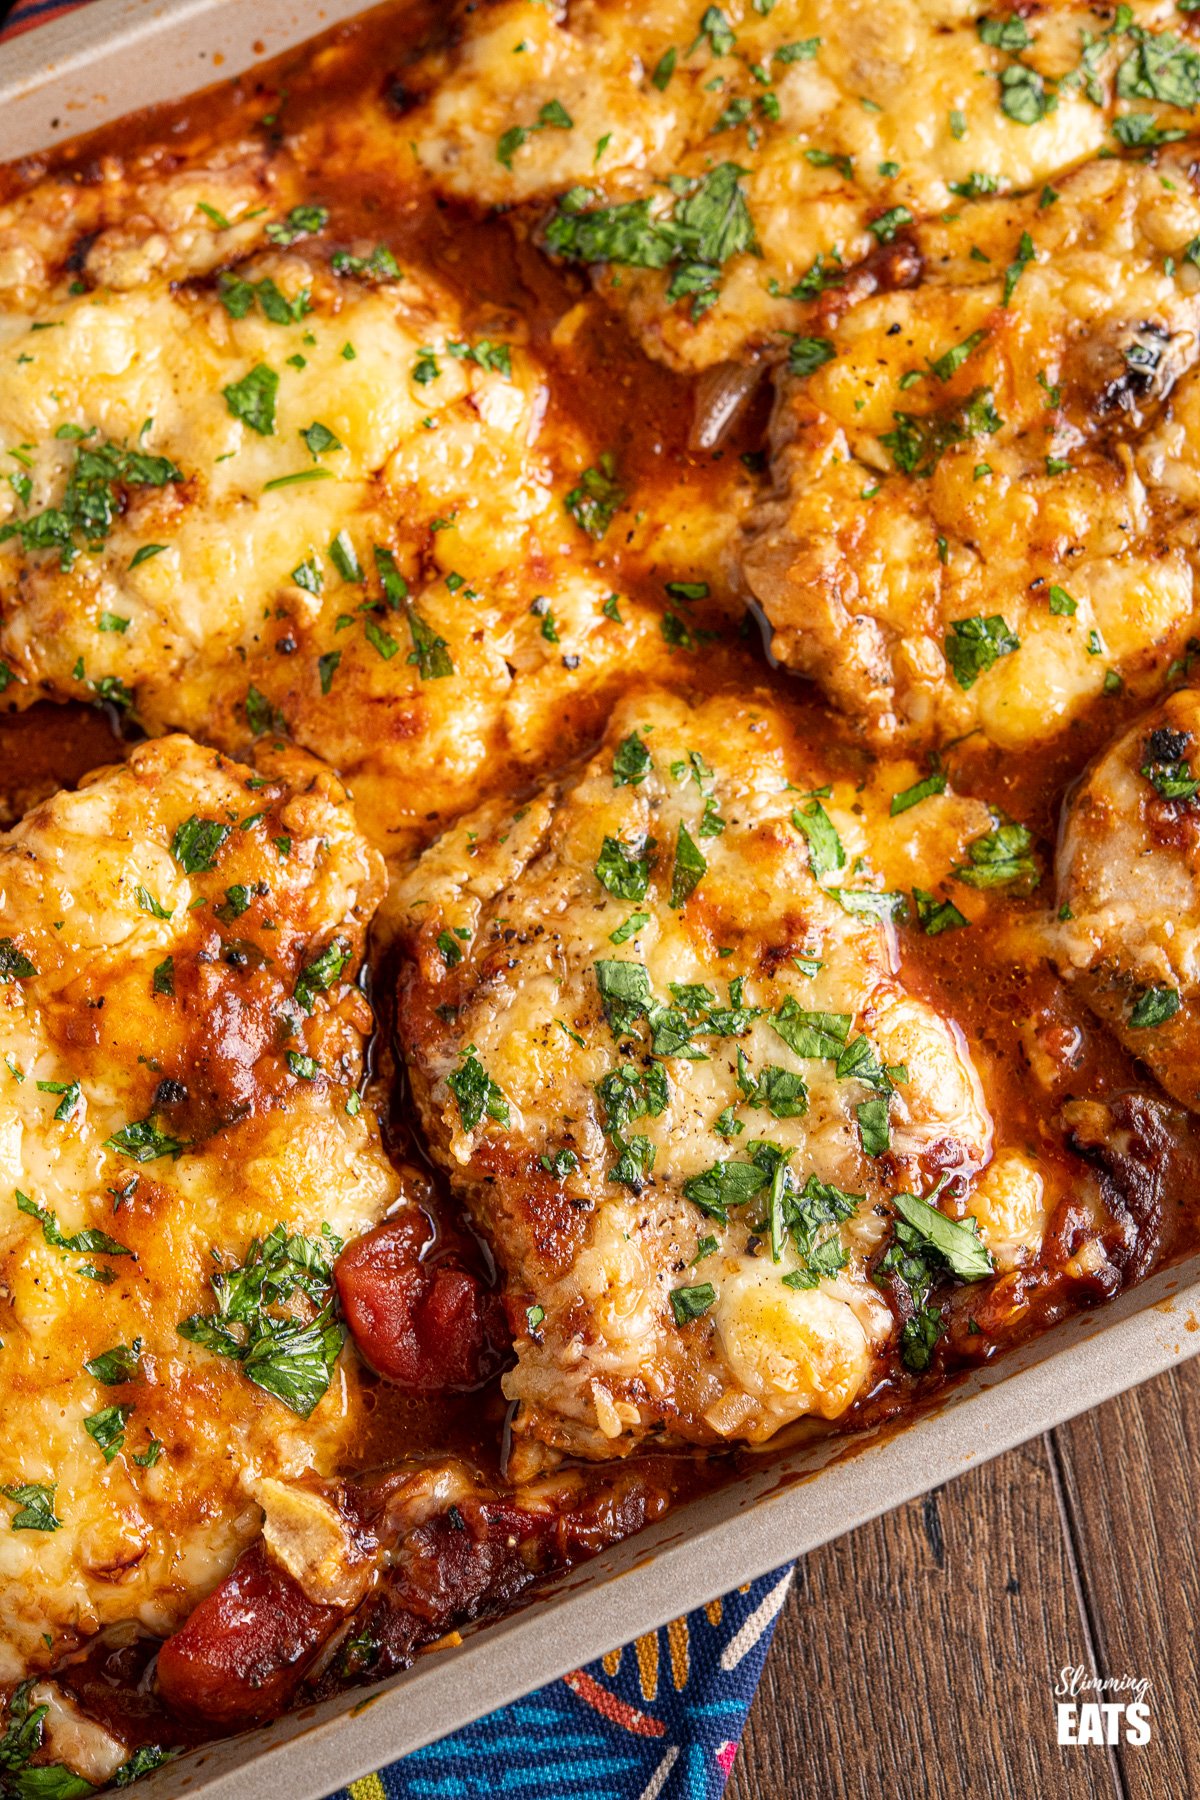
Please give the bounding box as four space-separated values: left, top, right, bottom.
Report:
565 452 625 540
448 1052 510 1131
104 1116 187 1163
171 815 230 874
892 1191 994 1281
954 817 1040 891
943 614 1019 690
1 1483 60 1532
770 999 852 1060
792 800 845 878
669 1282 717 1325
669 822 707 908
223 364 278 435
595 836 653 901
1128 985 1181 1028
84 1403 132 1462
84 1344 141 1385
613 730 653 787
912 887 969 934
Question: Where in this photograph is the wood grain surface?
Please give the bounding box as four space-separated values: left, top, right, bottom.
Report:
728 1358 1200 1799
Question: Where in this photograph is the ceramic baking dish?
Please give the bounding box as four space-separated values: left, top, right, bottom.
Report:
4 4 1200 1795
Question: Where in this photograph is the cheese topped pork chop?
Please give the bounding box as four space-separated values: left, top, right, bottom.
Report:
411 0 1200 369
392 687 1060 1460
743 149 1200 751
0 734 399 1681
0 165 706 866
1056 686 1200 1109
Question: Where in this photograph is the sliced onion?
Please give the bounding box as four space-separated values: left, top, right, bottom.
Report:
689 360 764 451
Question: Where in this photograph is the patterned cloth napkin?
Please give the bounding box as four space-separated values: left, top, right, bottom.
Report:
0 1 796 1791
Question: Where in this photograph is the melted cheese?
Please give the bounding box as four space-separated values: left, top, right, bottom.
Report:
395 688 1007 1454
1056 686 1200 1107
0 735 398 1679
0 163 708 872
412 0 1199 369
744 150 1200 749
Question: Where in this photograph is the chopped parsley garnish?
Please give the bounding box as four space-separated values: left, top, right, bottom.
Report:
448 1052 510 1131
539 1148 579 1179
670 1282 717 1325
736 1052 808 1118
1128 985 1181 1029
406 607 454 681
0 939 36 983
84 1343 141 1385
892 1191 994 1281
596 1063 670 1135
544 162 758 319
882 388 1002 477
218 273 310 324
943 613 1019 690
171 815 230 874
978 14 1031 51
266 203 329 245
177 1222 345 1417
770 999 852 1060
912 888 968 935
829 887 909 921
891 770 947 815
610 911 650 944
84 1403 132 1463
876 1188 992 1370
595 836 654 901
608 1133 657 1190
104 1115 188 1163
856 1096 891 1157
330 245 400 281
294 937 350 1013
869 205 913 244
954 817 1040 891
669 822 707 908
0 438 182 572
614 731 653 787
682 1157 767 1222
998 64 1052 124
1 1483 60 1532
37 1079 81 1123
595 958 653 1036
1116 28 1200 108
927 330 988 383
565 452 625 540
17 1189 132 1258
223 363 278 435
788 335 836 377
497 99 575 167
1003 230 1036 306
301 421 341 459
792 799 845 878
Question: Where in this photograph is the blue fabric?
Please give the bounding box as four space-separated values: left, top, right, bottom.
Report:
326 1565 793 1800
2 4 795 1789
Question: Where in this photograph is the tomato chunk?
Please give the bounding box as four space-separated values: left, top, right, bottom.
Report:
156 1543 341 1727
335 1217 507 1390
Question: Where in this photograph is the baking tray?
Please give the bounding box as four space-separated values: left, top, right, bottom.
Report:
5 4 1200 1795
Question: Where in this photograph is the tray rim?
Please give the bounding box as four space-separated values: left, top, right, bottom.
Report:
3 4 1200 1794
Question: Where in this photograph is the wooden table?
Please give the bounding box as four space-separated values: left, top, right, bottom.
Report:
727 1356 1200 1799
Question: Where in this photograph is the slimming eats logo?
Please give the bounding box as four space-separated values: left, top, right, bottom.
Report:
1055 1667 1152 1746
